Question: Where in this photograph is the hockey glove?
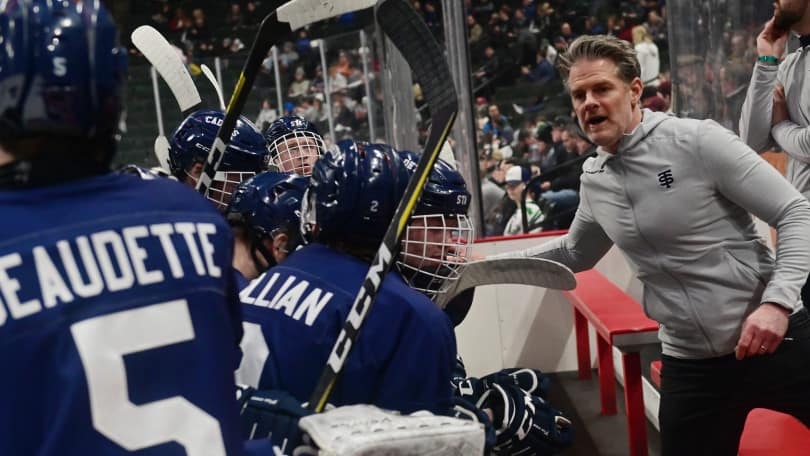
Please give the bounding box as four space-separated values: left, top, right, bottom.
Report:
479 382 574 455
452 395 497 451
482 367 552 398
237 386 312 452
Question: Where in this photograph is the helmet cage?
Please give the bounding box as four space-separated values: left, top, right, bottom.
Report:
269 130 325 175
397 213 474 301
189 170 258 211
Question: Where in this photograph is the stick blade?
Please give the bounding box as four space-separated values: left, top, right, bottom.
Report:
437 257 577 308
277 0 378 30
200 64 226 110
131 26 201 113
375 0 457 114
154 136 172 173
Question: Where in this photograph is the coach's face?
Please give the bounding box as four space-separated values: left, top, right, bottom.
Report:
568 58 642 153
774 0 810 30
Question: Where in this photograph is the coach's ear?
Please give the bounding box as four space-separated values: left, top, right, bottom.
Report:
629 77 644 108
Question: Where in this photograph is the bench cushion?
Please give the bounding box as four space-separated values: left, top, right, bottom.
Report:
739 409 810 455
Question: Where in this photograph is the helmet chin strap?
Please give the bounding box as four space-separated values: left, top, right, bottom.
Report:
249 230 277 275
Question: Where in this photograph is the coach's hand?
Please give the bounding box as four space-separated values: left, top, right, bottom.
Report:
735 303 790 360
757 18 788 59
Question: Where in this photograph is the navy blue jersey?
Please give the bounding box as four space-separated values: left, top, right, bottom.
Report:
236 244 457 415
0 173 244 456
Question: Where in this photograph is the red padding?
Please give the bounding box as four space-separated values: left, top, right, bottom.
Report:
739 409 810 455
650 360 662 389
562 269 658 343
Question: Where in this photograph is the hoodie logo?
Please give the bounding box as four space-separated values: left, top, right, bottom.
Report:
657 169 674 189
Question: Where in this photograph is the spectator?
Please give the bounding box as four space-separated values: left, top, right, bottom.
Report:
244 1 260 27
168 6 190 34
150 0 171 33
295 29 312 58
645 9 666 43
226 2 244 30
332 50 355 79
474 46 500 86
309 65 326 95
288 67 311 100
503 165 544 235
327 65 348 94
479 147 506 237
187 8 213 54
529 2 556 40
558 22 577 46
535 124 586 215
531 121 554 164
539 115 571 172
256 99 279 132
279 41 299 72
633 25 660 85
468 15 484 46
522 44 555 83
483 104 511 139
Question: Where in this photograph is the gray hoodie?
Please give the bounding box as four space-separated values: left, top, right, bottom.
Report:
496 109 810 359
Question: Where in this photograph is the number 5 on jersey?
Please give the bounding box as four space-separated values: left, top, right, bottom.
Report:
71 300 227 455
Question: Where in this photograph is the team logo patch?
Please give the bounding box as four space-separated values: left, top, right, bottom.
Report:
657 169 674 189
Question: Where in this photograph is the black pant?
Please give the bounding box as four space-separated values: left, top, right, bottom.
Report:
801 273 810 308
659 308 810 456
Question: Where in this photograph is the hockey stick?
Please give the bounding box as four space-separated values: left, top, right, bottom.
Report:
131 26 202 115
153 136 172 173
201 64 226 110
132 25 203 172
194 0 378 197
435 257 576 309
307 0 458 413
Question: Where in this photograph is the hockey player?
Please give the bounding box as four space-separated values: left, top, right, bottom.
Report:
236 140 460 415
0 2 246 455
225 171 308 285
265 115 326 176
396 150 474 301
168 109 268 210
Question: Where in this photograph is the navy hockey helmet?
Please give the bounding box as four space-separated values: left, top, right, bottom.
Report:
396 150 474 301
265 115 325 176
0 0 127 156
169 109 268 210
118 164 174 181
302 140 409 250
226 171 308 271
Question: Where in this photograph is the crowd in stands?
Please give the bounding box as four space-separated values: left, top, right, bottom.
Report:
134 0 675 237
466 0 671 236
138 0 382 141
